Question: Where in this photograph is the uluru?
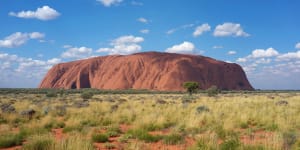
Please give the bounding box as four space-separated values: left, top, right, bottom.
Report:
39 52 253 91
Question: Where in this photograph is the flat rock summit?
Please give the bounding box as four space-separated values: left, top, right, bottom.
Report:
39 52 253 91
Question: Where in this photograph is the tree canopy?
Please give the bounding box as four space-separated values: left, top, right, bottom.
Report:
183 82 199 95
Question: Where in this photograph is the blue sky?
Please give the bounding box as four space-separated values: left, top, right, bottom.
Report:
0 0 300 89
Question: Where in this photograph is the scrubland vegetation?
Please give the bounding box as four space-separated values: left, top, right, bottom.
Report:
0 89 300 150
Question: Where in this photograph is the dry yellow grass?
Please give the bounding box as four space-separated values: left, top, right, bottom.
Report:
0 92 299 149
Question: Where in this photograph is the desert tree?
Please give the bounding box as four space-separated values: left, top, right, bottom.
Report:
183 81 199 95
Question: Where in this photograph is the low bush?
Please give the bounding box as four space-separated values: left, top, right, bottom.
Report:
0 133 24 148
282 131 297 150
240 122 249 129
44 121 65 130
19 126 49 137
22 134 54 150
207 85 219 97
118 134 131 143
126 129 162 143
194 139 210 149
196 105 210 114
141 123 162 131
241 145 265 150
0 116 7 124
220 138 240 150
263 123 278 131
91 133 109 143
63 125 83 133
81 91 94 100
80 120 99 127
46 91 57 98
55 134 94 150
107 126 122 137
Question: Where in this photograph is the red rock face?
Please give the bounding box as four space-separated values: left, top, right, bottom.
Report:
39 52 253 91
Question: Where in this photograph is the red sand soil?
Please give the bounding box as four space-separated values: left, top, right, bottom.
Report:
52 128 66 141
93 125 196 150
240 130 274 145
93 136 124 150
119 124 132 133
39 52 253 91
0 146 22 150
147 137 196 150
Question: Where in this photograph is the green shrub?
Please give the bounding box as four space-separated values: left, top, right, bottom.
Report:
46 91 57 98
23 134 54 150
282 131 297 150
63 125 83 133
0 116 7 124
81 91 93 99
241 145 265 150
293 139 300 150
91 133 109 143
194 139 210 149
220 138 240 150
53 106 67 117
44 121 65 130
126 129 162 143
20 126 49 137
0 133 24 148
240 122 249 129
56 122 66 128
107 126 122 137
162 121 176 129
264 123 278 131
142 123 162 131
80 120 99 127
163 133 184 145
215 126 227 140
12 117 28 126
101 118 113 126
55 135 94 150
196 105 210 114
207 85 219 97
118 134 131 143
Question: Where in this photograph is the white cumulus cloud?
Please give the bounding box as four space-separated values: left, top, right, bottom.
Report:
277 51 300 61
0 52 61 87
212 45 223 49
137 17 148 23
9 6 60 21
237 58 247 63
295 42 300 49
234 46 300 90
97 0 123 7
0 32 45 48
193 23 211 37
227 51 237 55
29 32 45 39
140 29 150 34
165 41 195 54
251 48 279 58
61 46 93 59
97 35 144 55
214 22 249 37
